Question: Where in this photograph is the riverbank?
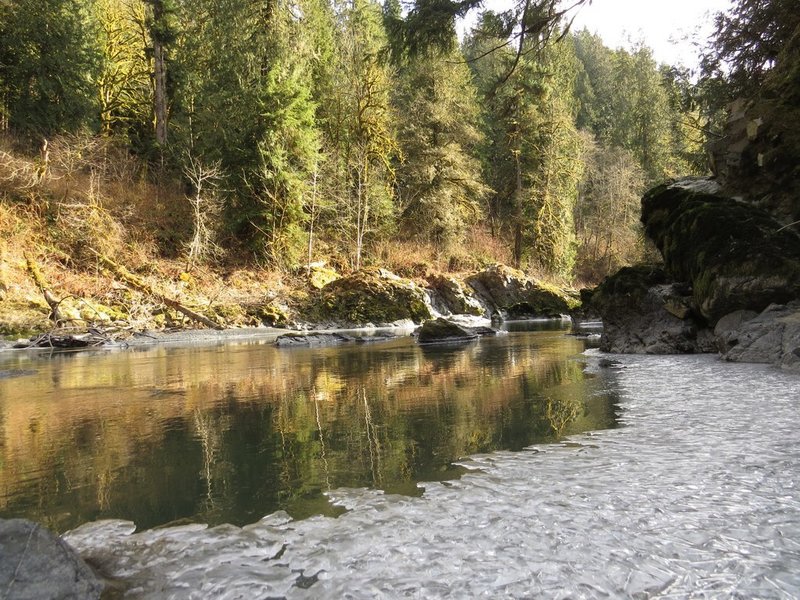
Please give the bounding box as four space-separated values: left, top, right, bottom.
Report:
1 256 580 351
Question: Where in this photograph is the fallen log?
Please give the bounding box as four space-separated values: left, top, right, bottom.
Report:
88 248 224 330
24 252 62 323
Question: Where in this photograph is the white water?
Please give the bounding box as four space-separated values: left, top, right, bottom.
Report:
66 352 800 599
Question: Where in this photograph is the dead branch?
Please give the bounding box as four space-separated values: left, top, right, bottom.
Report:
0 242 7 301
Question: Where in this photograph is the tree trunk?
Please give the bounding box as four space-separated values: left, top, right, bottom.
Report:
151 1 168 146
153 39 167 145
513 148 523 269
24 253 61 324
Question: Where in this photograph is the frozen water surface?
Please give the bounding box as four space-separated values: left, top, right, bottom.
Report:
65 352 800 598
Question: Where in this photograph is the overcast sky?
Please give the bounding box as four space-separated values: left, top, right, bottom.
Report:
462 0 734 69
570 0 733 68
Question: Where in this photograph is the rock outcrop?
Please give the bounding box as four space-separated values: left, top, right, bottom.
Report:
710 92 800 228
590 265 715 354
312 268 432 327
464 264 577 320
592 179 800 369
717 302 800 372
427 275 484 316
0 518 104 600
641 178 800 324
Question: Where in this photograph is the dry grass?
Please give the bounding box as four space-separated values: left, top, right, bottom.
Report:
372 225 514 279
0 132 586 337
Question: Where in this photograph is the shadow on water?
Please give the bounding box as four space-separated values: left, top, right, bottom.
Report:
0 329 621 533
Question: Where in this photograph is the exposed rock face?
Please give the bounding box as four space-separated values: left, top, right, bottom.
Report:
0 518 104 600
717 302 800 372
590 265 715 354
427 275 484 316
417 318 480 344
315 268 432 327
710 94 800 227
465 264 576 319
641 179 800 324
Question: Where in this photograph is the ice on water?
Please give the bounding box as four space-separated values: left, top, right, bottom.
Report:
66 353 800 598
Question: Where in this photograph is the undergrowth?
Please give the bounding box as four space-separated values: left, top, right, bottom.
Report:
0 133 574 338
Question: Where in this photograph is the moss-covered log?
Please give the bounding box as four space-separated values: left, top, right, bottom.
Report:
89 248 224 330
24 253 62 323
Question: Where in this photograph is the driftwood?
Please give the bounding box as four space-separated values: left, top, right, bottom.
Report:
88 247 224 330
24 253 62 323
18 329 115 349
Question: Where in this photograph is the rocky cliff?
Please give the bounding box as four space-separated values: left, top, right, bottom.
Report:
591 178 800 372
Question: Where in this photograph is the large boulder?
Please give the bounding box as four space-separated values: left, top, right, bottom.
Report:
642 178 800 324
465 264 576 319
313 268 432 327
417 318 480 344
590 265 716 354
0 518 104 600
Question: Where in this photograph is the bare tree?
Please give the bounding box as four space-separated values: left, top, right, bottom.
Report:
182 154 223 269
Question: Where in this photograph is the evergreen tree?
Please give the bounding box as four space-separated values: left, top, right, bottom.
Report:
173 0 320 265
703 0 800 97
392 48 489 250
0 0 101 139
467 15 581 277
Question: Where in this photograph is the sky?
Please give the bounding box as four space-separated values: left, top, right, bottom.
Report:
462 0 734 69
570 0 733 68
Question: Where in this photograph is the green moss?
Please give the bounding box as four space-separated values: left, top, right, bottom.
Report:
308 265 340 290
311 268 432 325
465 264 575 315
0 301 51 338
247 302 291 327
642 182 800 321
428 275 484 316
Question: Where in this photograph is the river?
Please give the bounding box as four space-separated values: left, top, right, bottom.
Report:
1 324 799 598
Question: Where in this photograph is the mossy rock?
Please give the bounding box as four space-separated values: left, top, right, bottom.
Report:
417 318 479 344
247 301 292 327
313 268 432 326
59 298 128 324
210 303 249 326
465 264 577 318
307 264 340 290
0 301 52 337
642 179 800 323
589 265 668 313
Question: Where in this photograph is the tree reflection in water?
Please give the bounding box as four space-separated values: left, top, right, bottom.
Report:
0 329 619 533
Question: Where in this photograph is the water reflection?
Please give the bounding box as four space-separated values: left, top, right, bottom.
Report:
0 329 618 533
